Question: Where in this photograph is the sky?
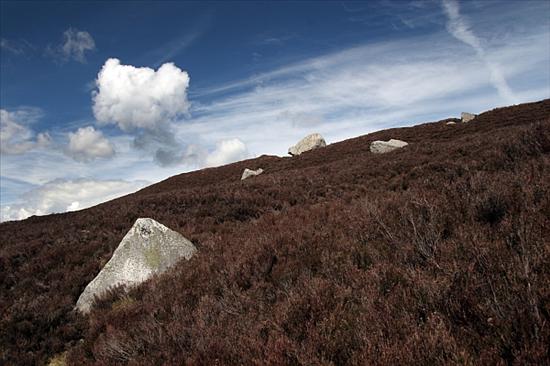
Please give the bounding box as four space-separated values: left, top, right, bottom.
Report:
1 0 549 222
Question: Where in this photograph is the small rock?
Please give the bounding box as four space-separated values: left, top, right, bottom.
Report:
241 168 264 180
446 121 457 125
47 351 68 366
288 133 326 156
75 218 196 314
370 139 408 154
461 112 476 123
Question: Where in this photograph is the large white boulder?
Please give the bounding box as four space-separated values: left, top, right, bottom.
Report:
241 168 264 180
369 139 408 154
75 218 196 314
288 133 326 156
461 112 476 123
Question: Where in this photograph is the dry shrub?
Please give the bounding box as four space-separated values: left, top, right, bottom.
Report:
1 99 549 365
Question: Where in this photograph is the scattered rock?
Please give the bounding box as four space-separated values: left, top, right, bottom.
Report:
461 112 476 123
370 139 408 154
288 133 326 156
446 121 457 125
47 352 67 366
241 168 264 180
75 218 197 314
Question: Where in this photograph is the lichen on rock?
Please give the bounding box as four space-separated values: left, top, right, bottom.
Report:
369 139 408 154
75 218 196 314
241 168 264 180
288 133 326 156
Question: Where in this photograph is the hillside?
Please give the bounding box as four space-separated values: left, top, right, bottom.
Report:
1 99 549 365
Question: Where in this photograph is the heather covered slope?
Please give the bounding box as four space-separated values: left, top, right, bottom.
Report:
1 100 549 365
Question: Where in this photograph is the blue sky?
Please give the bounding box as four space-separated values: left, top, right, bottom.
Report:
1 0 549 221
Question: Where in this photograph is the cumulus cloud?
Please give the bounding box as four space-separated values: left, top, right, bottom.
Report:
2 2 547 226
205 139 249 167
93 58 190 130
0 108 51 155
65 126 115 162
127 136 248 168
441 0 516 103
91 58 191 166
131 128 182 166
0 178 148 222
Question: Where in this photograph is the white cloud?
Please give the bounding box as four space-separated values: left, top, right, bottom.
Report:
146 12 213 67
93 58 190 131
205 139 249 167
65 126 115 162
2 3 548 221
441 0 516 104
183 27 549 157
91 58 191 166
1 38 20 54
61 28 96 63
1 38 33 55
0 178 148 222
0 108 51 155
278 110 325 127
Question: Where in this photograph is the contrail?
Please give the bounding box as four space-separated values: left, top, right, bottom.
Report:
442 0 516 103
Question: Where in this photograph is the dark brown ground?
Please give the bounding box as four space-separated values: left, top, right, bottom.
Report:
1 99 549 365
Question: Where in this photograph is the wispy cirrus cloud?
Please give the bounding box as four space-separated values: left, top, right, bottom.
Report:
2 1 549 222
185 28 548 157
0 38 35 56
441 0 516 103
140 12 212 67
344 0 443 31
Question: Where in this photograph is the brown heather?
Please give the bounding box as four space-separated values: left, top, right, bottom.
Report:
1 100 549 365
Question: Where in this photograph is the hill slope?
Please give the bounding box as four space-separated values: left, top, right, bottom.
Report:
1 100 549 365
